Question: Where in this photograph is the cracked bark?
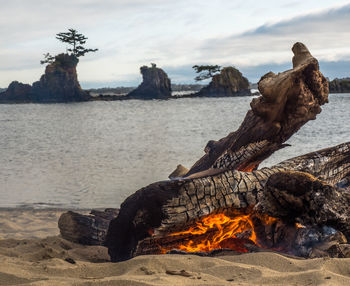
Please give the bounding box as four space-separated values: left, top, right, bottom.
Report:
100 43 348 261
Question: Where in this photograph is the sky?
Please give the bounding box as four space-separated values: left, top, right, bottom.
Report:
0 0 350 88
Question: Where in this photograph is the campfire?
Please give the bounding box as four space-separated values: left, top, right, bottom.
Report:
59 42 350 262
159 209 281 254
104 42 350 262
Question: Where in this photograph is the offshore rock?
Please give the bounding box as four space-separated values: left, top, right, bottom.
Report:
0 54 90 103
0 81 32 102
126 64 171 99
31 53 90 102
196 67 251 97
328 78 350 93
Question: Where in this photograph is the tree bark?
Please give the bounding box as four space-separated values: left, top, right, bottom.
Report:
58 208 119 245
105 43 350 262
185 42 328 175
261 171 350 239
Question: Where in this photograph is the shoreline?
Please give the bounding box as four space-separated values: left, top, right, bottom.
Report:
0 92 347 105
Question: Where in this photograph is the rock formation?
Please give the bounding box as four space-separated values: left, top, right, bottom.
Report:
31 53 90 102
126 64 171 99
0 81 32 102
0 53 90 103
329 78 350 93
195 66 251 97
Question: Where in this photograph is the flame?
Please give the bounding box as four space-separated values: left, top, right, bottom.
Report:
295 222 305 228
237 161 261 172
161 209 279 254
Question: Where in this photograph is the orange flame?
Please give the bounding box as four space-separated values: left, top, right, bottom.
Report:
161 210 279 254
295 222 305 228
237 161 261 172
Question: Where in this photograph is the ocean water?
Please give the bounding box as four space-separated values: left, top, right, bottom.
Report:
0 94 349 209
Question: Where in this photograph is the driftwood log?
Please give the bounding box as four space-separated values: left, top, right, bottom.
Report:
262 171 350 237
186 42 328 175
101 43 349 262
58 208 119 245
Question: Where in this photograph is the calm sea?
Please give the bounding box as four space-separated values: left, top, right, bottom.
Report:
0 94 349 209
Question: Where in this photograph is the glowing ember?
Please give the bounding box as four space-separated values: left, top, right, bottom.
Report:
237 161 261 172
295 223 306 228
161 210 279 253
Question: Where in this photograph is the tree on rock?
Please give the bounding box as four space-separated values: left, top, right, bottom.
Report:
56 29 98 57
40 53 55 65
41 28 98 64
34 28 97 102
192 65 221 81
195 66 251 97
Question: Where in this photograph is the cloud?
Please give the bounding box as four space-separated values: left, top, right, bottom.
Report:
0 1 350 87
148 3 350 84
82 2 350 85
197 3 350 67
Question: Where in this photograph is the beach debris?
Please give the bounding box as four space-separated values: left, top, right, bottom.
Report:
64 257 76 264
165 269 193 277
140 266 155 275
58 208 119 245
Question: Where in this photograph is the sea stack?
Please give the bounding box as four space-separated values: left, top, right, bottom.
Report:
196 66 251 97
328 78 350 93
0 53 90 103
0 81 32 102
31 53 90 102
126 64 171 99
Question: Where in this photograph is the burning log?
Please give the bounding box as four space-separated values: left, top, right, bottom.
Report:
261 171 350 238
130 143 349 258
105 43 350 262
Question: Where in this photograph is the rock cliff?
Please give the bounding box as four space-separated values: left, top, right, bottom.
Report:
329 78 350 93
31 53 90 102
196 67 251 97
0 81 32 102
0 53 90 103
126 64 171 99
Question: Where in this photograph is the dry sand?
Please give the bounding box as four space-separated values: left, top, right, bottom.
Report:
0 209 350 285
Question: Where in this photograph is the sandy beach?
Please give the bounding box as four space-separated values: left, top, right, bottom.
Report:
0 209 349 285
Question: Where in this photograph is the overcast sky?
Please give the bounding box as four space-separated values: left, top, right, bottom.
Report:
0 0 350 88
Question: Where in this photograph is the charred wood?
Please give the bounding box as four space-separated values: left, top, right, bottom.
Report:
106 142 349 261
261 171 350 240
58 208 119 245
105 43 350 262
186 42 328 175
